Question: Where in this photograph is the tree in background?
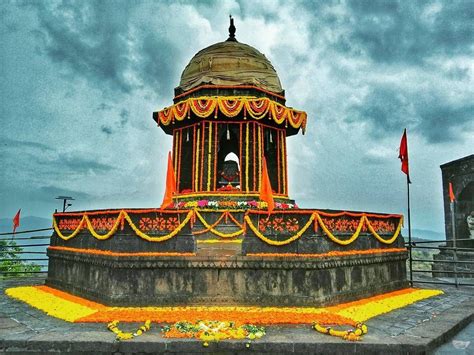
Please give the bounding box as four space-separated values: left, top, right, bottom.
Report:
0 240 40 279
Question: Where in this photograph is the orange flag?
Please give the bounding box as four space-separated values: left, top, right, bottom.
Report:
160 152 177 209
449 182 455 203
12 209 21 234
398 129 411 183
260 157 275 214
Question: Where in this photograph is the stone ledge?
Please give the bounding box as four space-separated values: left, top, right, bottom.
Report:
47 249 407 270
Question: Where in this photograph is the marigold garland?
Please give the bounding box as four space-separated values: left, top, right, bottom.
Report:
156 96 307 132
244 214 316 246
48 246 195 257
313 322 368 341
195 210 243 238
107 320 151 341
123 210 193 242
53 209 403 247
316 213 365 246
192 211 227 235
364 216 402 244
246 248 406 258
245 212 403 246
53 210 194 243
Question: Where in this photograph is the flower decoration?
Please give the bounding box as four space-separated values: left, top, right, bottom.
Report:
161 320 265 346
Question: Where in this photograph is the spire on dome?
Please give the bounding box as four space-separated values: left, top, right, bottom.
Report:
227 15 237 42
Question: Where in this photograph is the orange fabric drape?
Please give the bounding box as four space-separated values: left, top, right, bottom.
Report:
260 157 275 214
160 152 177 209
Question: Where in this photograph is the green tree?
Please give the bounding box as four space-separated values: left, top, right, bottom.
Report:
0 240 40 279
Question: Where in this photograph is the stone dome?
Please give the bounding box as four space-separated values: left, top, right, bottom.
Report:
177 40 283 94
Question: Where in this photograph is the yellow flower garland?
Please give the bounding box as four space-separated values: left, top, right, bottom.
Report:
245 212 404 246
84 213 124 240
195 210 244 238
53 210 194 243
313 322 368 341
316 214 365 246
244 214 316 246
364 215 403 244
53 210 403 247
52 216 86 240
123 210 193 242
107 320 151 340
157 96 307 131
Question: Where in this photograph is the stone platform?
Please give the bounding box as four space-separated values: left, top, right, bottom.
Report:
1 277 473 354
47 209 407 307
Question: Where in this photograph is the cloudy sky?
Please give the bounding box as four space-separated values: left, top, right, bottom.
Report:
1 0 472 235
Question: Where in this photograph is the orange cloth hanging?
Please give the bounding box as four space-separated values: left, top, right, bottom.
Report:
260 157 275 214
160 152 177 209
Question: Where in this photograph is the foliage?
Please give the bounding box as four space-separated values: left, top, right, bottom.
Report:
0 240 40 279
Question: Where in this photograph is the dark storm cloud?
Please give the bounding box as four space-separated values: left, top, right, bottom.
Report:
119 109 129 127
99 109 129 135
139 32 180 95
348 85 473 143
2 138 54 152
25 0 180 96
340 1 473 64
100 125 113 135
51 154 115 173
27 1 135 93
96 103 113 111
38 185 91 200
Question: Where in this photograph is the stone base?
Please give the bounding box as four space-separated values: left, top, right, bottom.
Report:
46 248 408 307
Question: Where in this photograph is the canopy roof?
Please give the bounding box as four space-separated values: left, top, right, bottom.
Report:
177 41 284 95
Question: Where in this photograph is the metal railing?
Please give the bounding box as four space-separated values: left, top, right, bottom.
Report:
2 225 474 288
407 238 474 287
0 228 53 277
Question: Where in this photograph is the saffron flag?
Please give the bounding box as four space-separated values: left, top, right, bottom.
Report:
12 209 21 234
449 182 456 203
160 152 177 209
260 157 275 214
398 129 411 183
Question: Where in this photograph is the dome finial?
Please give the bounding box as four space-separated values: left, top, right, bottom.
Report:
227 15 237 42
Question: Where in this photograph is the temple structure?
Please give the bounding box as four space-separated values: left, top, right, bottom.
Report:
432 154 474 277
153 17 304 206
46 19 408 307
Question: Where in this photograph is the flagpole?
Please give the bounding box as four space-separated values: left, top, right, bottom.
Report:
407 175 413 286
450 200 458 288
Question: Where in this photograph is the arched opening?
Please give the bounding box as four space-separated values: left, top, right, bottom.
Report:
178 126 194 192
217 124 240 189
263 127 278 192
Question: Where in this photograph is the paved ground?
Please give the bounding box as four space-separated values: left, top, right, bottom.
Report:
0 276 473 354
434 322 474 355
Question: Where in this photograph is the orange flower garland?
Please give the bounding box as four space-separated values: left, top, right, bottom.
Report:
247 248 406 258
48 246 196 258
156 96 307 132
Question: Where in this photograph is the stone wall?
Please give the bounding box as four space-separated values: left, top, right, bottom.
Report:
46 249 407 307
